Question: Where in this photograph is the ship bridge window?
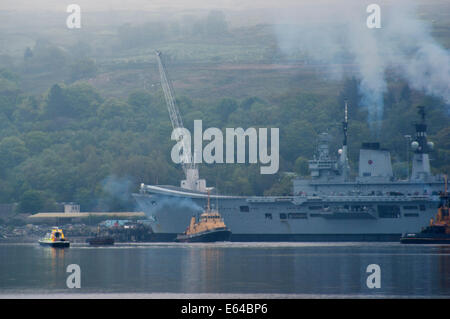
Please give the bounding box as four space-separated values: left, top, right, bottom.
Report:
288 213 307 219
378 205 401 218
265 213 272 220
419 205 426 211
240 206 250 212
403 206 418 210
279 213 287 220
404 213 419 217
308 206 323 210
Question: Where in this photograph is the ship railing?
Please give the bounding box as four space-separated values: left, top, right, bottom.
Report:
323 195 433 202
246 196 293 203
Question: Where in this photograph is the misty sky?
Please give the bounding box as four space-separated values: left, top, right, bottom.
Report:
1 0 302 11
2 0 445 12
1 0 448 128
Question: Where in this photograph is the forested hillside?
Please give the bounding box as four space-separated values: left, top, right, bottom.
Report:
0 6 448 215
0 67 448 214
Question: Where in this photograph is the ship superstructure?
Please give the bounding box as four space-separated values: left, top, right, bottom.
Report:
134 51 445 241
134 105 445 241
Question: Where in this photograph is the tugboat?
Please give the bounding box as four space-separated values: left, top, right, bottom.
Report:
86 226 114 246
401 177 450 244
175 190 232 243
39 227 70 248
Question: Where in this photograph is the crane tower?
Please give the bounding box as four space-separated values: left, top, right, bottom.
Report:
155 50 207 192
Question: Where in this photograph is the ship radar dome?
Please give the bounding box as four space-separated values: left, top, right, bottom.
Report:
411 141 419 151
427 141 434 150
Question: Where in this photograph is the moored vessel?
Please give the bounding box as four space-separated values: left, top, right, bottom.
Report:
86 226 115 246
135 51 445 242
401 179 450 244
86 236 115 246
39 227 70 248
134 105 445 242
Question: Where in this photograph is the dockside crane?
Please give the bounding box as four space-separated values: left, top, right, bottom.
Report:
155 50 207 192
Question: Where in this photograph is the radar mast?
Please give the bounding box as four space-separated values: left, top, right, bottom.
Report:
340 100 350 181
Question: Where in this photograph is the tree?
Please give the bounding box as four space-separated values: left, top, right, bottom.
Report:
70 58 98 82
294 156 309 176
23 131 51 155
13 96 40 123
18 190 54 214
46 84 66 117
29 41 68 73
0 136 28 169
216 98 237 120
64 83 102 118
0 69 21 119
128 90 153 109
45 83 102 119
264 175 293 196
97 98 130 119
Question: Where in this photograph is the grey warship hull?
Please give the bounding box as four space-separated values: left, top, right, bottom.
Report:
134 106 445 242
134 183 442 242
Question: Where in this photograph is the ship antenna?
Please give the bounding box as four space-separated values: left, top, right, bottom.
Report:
343 99 348 147
418 105 426 123
207 189 211 212
340 99 349 180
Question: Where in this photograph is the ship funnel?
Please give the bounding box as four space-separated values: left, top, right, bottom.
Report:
358 143 393 179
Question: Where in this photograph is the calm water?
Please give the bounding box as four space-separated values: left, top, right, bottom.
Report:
1 242 450 298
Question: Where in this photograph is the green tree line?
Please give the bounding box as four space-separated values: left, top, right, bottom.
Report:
0 69 448 214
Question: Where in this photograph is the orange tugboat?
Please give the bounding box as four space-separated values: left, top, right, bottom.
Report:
175 191 231 243
401 177 450 244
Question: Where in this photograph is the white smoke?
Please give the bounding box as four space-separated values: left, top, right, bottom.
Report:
97 175 134 211
272 0 450 130
137 195 203 220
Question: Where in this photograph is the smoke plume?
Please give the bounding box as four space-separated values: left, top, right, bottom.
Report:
272 0 450 130
137 195 203 220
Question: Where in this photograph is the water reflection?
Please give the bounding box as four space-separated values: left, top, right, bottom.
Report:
437 246 450 293
1 243 450 296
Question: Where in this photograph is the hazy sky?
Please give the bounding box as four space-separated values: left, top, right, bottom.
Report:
0 0 411 12
0 0 447 130
1 0 297 11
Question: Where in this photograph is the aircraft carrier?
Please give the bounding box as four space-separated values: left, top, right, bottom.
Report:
133 105 446 242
